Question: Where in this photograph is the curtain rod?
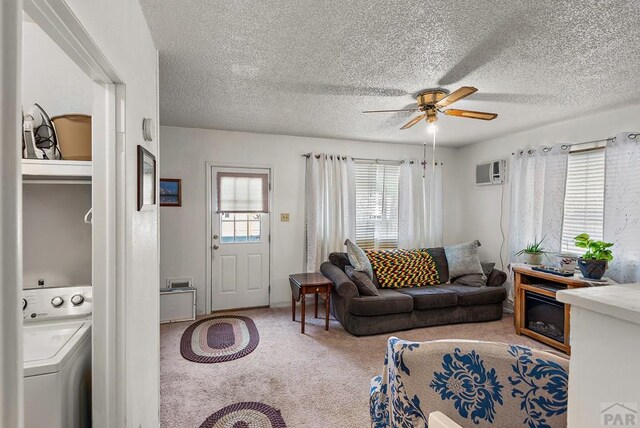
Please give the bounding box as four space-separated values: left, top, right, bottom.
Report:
300 153 444 166
512 133 639 155
301 153 403 163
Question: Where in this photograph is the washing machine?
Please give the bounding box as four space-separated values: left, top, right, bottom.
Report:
22 285 92 428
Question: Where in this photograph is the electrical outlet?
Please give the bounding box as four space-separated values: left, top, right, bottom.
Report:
280 213 290 222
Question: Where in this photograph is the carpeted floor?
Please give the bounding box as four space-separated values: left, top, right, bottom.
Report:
160 307 546 428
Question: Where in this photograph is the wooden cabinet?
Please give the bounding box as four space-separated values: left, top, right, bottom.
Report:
513 266 590 354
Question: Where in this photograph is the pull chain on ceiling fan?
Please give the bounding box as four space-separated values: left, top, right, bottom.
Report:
362 86 498 129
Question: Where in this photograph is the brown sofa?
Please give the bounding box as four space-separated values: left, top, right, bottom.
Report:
320 247 507 336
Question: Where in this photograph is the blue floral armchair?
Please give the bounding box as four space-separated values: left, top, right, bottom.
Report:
370 338 569 428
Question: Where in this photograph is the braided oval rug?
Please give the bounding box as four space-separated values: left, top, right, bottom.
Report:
180 315 259 363
199 402 287 428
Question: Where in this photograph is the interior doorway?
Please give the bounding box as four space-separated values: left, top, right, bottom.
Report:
7 0 125 426
208 166 271 312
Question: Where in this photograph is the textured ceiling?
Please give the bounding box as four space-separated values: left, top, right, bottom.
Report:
140 0 640 147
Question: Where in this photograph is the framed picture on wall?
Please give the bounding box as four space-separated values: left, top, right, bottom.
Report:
137 145 156 211
160 178 182 207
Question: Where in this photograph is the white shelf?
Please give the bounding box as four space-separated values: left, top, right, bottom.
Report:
22 159 92 182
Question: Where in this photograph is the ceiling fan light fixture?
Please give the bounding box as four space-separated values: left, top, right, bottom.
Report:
362 86 497 129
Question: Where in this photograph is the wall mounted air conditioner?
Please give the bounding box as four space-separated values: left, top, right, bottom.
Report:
476 159 507 185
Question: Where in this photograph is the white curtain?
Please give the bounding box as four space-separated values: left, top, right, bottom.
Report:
304 153 355 272
604 132 640 284
508 144 569 298
398 160 443 249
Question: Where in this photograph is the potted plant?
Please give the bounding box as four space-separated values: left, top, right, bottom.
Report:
574 233 614 280
516 237 547 265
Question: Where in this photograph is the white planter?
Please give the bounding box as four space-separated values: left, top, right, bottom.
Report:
523 252 543 265
556 253 579 272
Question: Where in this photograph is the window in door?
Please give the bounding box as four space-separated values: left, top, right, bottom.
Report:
354 161 400 250
220 213 262 243
560 148 605 253
217 171 268 244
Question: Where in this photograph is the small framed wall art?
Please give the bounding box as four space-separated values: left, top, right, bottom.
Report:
160 178 182 207
137 145 157 211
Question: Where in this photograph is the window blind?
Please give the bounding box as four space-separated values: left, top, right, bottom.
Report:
560 148 605 253
217 172 269 213
354 161 400 250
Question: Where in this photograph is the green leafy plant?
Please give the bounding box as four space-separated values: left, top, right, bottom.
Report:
574 233 614 261
516 236 546 256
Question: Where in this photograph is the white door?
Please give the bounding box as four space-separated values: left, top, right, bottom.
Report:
210 167 270 311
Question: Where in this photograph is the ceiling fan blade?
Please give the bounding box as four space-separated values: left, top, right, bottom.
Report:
435 86 478 108
444 109 498 120
363 108 419 113
400 114 426 129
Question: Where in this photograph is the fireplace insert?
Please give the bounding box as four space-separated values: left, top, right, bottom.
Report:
524 291 565 342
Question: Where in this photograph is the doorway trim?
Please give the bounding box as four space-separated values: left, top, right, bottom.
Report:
19 1 125 427
205 162 274 314
1 1 24 426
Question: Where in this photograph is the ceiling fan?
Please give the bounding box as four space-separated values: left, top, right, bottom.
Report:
363 86 498 129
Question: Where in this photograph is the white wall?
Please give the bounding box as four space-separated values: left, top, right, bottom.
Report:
20 21 92 288
159 126 459 314
454 104 640 270
60 1 160 426
22 20 92 116
22 183 91 288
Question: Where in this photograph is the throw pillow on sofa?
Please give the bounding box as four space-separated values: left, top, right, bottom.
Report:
345 266 379 296
444 240 485 279
452 262 497 287
345 239 373 279
329 252 352 270
452 274 486 287
481 262 496 275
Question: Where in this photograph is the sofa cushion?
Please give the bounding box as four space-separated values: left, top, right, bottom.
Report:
349 289 413 316
423 247 449 284
444 240 485 279
345 266 379 296
437 284 507 306
396 287 458 310
328 252 351 271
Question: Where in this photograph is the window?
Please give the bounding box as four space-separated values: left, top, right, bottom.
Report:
217 171 268 244
217 172 269 213
220 213 262 243
560 148 605 253
354 161 400 250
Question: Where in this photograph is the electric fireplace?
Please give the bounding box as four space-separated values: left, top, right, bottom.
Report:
524 291 565 342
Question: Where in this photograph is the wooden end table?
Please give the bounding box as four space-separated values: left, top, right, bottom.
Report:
289 273 332 334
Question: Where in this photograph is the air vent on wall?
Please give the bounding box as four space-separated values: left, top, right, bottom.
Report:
166 277 193 288
476 159 507 185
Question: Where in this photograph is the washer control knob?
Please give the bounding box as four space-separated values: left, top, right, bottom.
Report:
51 296 64 307
71 294 84 306
22 299 27 311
